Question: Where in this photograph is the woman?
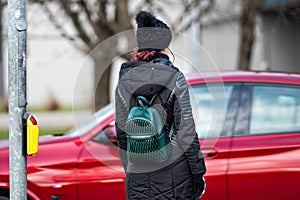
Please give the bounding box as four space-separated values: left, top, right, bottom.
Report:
115 11 206 199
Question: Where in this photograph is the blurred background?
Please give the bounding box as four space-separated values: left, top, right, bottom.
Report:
0 0 299 138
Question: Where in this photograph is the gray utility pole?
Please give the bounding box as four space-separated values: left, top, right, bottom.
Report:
8 0 28 199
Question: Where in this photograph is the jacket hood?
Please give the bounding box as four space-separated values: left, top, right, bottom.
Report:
118 58 178 101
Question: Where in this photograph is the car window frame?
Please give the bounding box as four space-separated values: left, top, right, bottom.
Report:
234 82 300 137
221 83 243 137
190 82 243 139
233 83 251 136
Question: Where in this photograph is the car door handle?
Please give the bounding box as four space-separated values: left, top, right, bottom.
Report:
202 147 218 158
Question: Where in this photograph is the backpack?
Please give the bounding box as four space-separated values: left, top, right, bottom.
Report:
125 95 174 163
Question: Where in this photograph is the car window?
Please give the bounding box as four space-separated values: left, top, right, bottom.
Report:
65 104 113 137
250 84 300 135
92 124 117 146
190 83 235 139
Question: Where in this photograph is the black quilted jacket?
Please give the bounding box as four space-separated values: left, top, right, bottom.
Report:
115 54 206 199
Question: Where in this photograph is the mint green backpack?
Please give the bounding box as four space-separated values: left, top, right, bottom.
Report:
125 95 174 163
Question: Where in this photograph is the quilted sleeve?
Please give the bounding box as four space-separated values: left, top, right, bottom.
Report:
173 72 206 175
115 86 128 170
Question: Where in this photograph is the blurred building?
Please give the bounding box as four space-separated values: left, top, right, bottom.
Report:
1 1 300 110
262 0 300 71
200 0 300 72
1 4 94 109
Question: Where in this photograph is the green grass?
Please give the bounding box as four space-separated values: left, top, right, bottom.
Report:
0 127 70 140
0 105 88 114
0 130 8 140
27 106 87 113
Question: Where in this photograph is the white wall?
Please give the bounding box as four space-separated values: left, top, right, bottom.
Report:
199 1 265 71
262 12 300 72
200 0 300 72
200 21 240 70
5 1 299 111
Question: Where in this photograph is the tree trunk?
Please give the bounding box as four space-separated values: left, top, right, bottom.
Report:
91 29 136 110
94 62 112 111
238 0 264 70
91 38 119 111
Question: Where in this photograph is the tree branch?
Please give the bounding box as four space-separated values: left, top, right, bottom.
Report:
91 0 119 40
42 3 85 52
80 0 102 40
59 0 93 49
171 0 199 29
171 0 216 31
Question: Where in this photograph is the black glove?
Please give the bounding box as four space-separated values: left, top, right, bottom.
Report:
193 174 206 199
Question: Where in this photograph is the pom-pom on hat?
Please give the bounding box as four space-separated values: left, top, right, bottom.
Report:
135 11 172 52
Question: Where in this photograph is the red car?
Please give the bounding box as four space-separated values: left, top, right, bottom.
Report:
1 70 300 200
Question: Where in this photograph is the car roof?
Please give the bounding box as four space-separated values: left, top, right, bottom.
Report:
187 70 300 85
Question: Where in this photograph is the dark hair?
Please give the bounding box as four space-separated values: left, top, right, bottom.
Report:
131 49 159 61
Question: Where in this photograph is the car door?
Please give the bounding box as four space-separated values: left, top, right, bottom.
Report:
190 82 241 200
228 83 300 200
77 122 126 200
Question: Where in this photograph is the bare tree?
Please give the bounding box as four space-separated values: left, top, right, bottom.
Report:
31 0 216 110
238 0 265 70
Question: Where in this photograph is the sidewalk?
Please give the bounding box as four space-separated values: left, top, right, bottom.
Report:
0 110 92 130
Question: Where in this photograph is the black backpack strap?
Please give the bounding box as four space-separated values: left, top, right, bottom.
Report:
164 87 176 139
136 96 150 107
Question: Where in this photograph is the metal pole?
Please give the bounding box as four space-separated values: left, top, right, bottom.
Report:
8 0 28 199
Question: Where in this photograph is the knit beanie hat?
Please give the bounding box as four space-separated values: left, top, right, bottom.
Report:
135 11 172 52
